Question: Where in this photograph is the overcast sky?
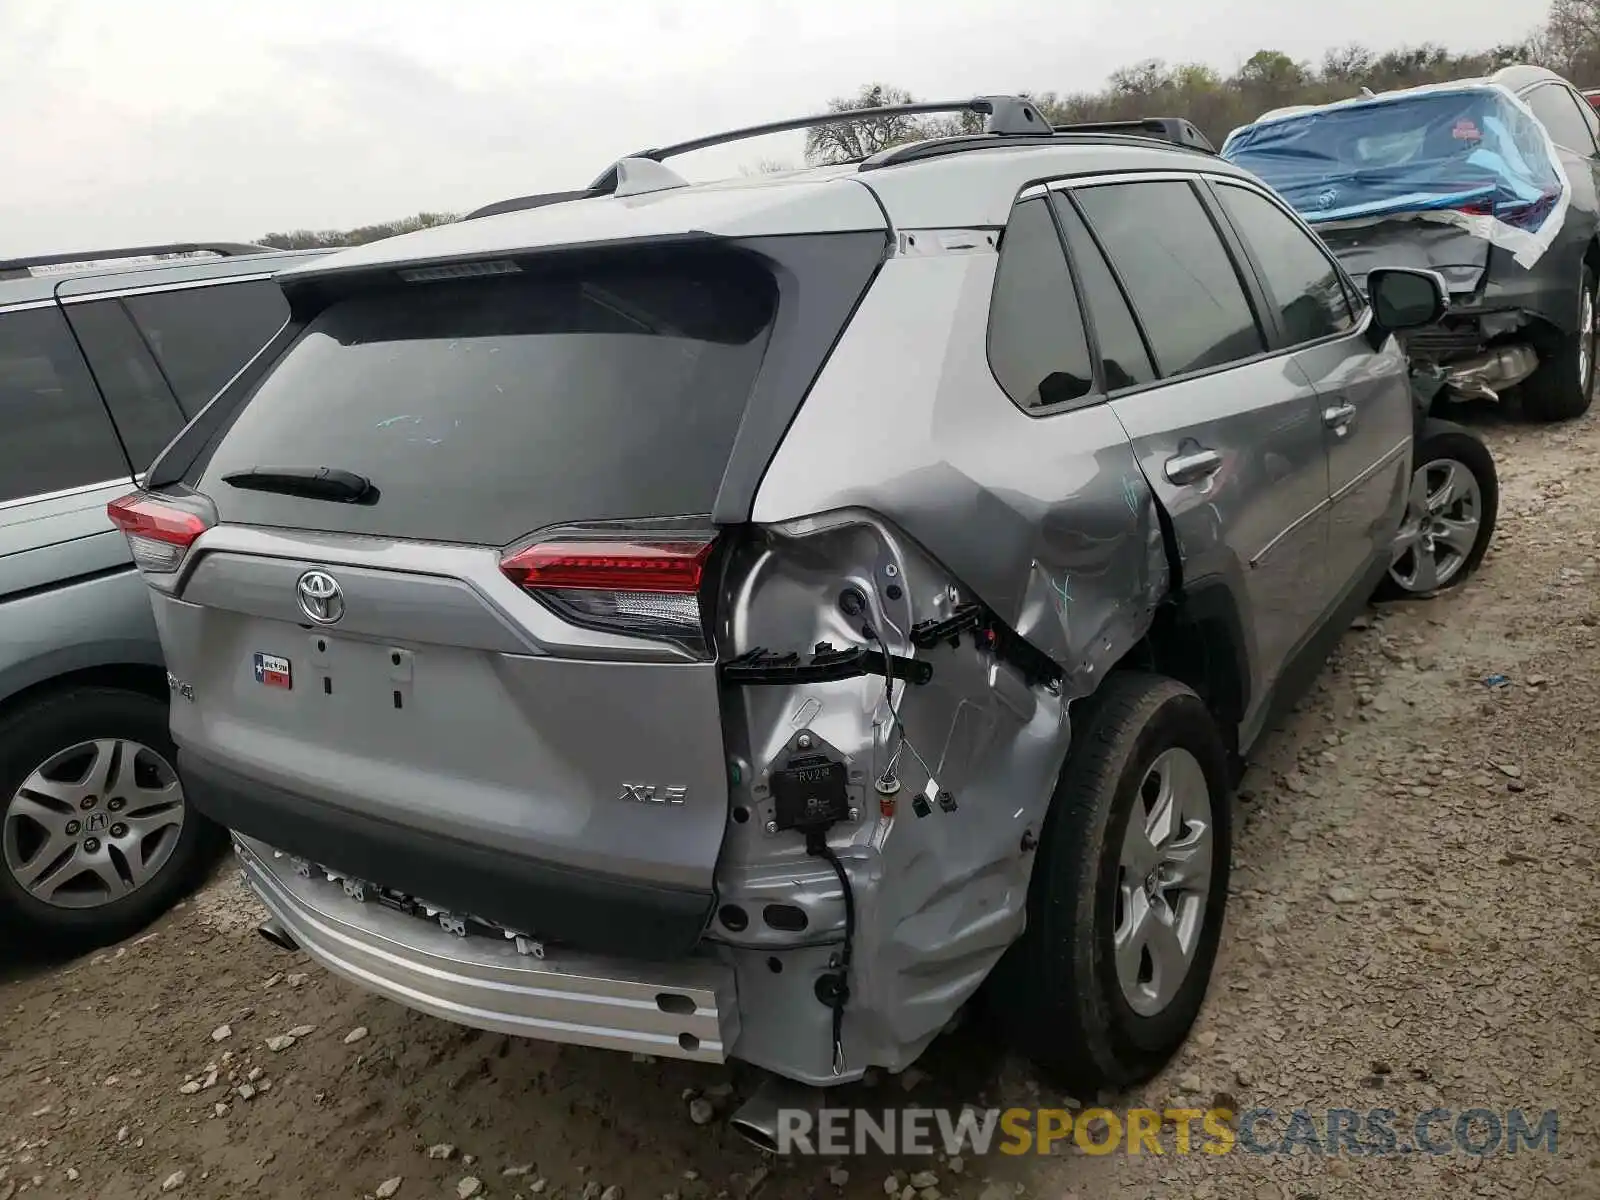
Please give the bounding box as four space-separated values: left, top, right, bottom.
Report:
0 0 1552 254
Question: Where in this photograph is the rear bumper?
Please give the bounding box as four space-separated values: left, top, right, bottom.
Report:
234 835 740 1061
180 750 715 960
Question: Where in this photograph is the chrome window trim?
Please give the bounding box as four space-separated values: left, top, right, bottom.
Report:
0 476 134 513
0 298 60 314
58 272 278 304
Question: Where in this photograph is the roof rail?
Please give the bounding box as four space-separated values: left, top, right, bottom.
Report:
0 242 271 279
464 96 1048 223
585 95 1048 194
1051 118 1215 153
464 188 607 222
462 102 1211 222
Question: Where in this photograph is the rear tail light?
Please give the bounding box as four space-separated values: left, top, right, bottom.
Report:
500 536 716 654
107 492 213 574
1449 190 1560 232
1497 190 1560 233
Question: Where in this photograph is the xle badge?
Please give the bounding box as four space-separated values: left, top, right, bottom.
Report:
253 652 292 690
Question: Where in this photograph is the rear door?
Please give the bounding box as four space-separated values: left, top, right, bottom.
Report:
1210 178 1412 597
1060 176 1335 733
150 249 785 947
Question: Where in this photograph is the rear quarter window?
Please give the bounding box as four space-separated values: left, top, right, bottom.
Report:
0 306 130 503
196 252 778 546
125 279 290 417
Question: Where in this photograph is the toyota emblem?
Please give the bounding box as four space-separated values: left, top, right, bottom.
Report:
296 570 345 624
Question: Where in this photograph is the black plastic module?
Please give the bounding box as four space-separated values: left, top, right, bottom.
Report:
771 754 852 832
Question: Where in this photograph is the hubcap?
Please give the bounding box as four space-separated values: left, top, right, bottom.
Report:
3 740 185 909
1114 747 1214 1017
1388 457 1482 594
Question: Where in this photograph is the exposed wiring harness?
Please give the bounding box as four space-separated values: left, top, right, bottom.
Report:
805 830 855 1076
864 621 935 791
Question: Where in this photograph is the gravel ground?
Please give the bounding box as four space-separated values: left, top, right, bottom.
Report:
1 407 1596 1200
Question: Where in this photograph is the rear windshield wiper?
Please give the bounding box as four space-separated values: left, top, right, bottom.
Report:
220 467 379 505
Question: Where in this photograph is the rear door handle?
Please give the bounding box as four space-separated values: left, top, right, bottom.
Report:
1323 402 1358 431
1164 448 1223 486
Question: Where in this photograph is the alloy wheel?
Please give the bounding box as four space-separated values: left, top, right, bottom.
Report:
1113 747 1214 1017
1388 457 1483 594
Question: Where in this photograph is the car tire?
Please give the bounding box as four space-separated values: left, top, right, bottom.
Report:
986 672 1232 1095
0 686 222 952
1519 263 1596 422
1378 420 1498 601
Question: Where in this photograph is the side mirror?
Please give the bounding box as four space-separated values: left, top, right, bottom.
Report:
1367 267 1448 333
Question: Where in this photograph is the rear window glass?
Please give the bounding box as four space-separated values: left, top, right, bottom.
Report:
197 254 777 545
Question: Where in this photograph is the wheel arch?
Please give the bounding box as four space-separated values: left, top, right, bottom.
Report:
0 649 169 729
1110 583 1250 774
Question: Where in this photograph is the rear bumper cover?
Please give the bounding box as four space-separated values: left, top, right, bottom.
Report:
181 750 715 960
234 835 740 1061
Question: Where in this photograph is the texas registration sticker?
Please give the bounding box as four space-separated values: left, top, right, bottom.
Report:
252 652 292 690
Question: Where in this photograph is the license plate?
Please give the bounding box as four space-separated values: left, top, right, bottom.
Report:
253 652 292 690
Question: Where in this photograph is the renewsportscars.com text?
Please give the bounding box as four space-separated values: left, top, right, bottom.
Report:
776 1106 1559 1157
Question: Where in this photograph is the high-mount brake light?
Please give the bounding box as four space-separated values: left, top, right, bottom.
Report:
107 492 212 574
398 260 521 283
500 538 716 653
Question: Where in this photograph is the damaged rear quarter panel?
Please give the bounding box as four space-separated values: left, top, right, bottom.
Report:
715 243 1169 1082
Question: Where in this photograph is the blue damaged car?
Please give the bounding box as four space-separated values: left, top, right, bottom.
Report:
1224 65 1600 421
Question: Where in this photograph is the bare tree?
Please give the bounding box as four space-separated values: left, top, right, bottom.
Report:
258 211 459 250
1544 0 1600 78
804 84 930 165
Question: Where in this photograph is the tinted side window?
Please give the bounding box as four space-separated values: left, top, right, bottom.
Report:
1216 184 1354 345
66 300 186 473
1074 181 1265 376
0 306 130 503
1525 84 1596 153
987 199 1094 410
124 280 289 417
1051 197 1155 392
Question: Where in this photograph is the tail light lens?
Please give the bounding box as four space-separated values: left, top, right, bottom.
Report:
1497 190 1560 233
500 536 716 654
1450 191 1560 232
107 492 213 574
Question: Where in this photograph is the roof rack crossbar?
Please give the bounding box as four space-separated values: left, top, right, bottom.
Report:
0 242 271 274
586 95 1048 192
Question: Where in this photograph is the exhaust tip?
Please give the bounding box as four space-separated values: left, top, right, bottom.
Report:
729 1114 784 1156
257 918 299 953
728 1076 827 1155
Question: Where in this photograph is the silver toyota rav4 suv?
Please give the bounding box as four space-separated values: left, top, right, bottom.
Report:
114 99 1484 1120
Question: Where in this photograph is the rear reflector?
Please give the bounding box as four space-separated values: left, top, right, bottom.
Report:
500 538 715 653
500 540 713 593
107 492 212 574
